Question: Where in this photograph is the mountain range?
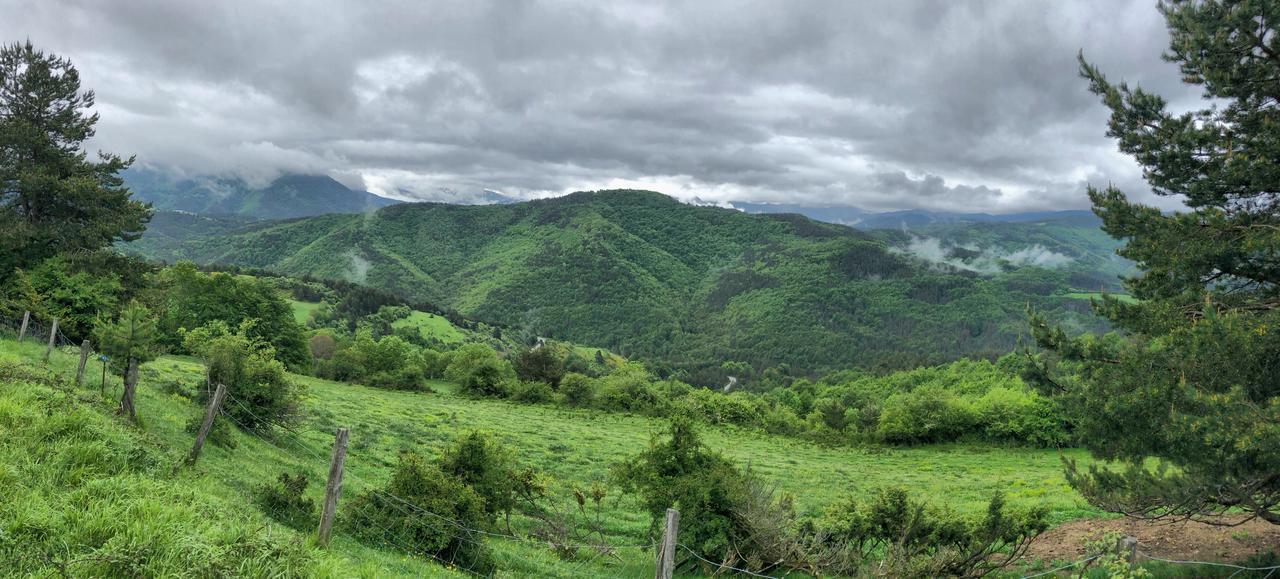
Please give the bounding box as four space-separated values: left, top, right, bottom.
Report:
124 189 1115 381
124 169 400 220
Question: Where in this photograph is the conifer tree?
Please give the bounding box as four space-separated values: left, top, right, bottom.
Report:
0 41 150 274
1028 0 1280 524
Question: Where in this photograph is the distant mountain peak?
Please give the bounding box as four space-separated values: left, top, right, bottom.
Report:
124 167 399 220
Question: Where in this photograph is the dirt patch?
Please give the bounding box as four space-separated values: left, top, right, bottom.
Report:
1025 516 1280 565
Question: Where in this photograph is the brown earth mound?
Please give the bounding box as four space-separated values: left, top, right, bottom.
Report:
1024 516 1280 566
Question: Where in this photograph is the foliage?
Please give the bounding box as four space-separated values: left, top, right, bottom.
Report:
182 321 302 432
1028 0 1280 525
611 418 749 567
346 452 494 574
254 472 316 531
511 380 554 403
0 41 151 275
877 386 978 444
437 431 519 523
513 347 565 387
92 300 159 377
185 413 237 450
817 488 1048 577
316 330 425 390
8 255 123 340
444 343 515 398
151 263 309 369
558 372 597 406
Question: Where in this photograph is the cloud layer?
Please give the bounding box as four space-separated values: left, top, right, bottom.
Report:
1 0 1201 211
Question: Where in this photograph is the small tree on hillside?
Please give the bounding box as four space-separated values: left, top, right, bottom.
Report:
1029 0 1280 525
513 346 564 388
0 41 151 274
94 301 158 421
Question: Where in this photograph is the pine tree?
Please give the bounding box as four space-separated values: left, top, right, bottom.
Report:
94 301 158 421
1028 0 1280 524
0 41 150 274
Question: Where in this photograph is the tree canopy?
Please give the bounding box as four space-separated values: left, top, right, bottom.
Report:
1029 0 1280 525
0 41 150 274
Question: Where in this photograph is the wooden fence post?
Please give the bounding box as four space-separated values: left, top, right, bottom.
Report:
1116 535 1138 569
317 427 350 547
120 358 138 422
75 340 91 386
655 507 680 579
188 384 227 463
43 318 58 363
17 310 29 342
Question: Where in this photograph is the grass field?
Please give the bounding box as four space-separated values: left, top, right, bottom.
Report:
390 310 469 344
289 299 324 325
0 336 1117 577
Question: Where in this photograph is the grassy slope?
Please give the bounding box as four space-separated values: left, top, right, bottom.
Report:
124 190 1110 377
290 299 323 325
391 310 469 344
2 337 1102 576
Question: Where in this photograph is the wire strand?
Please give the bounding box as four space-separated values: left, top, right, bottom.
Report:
677 544 781 579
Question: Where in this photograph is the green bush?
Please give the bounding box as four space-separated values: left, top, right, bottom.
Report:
817 488 1048 577
974 387 1069 447
437 431 518 522
184 413 237 450
877 385 977 444
513 347 564 388
182 321 303 432
558 372 597 406
254 472 316 530
511 380 554 404
444 344 515 398
346 452 493 574
612 418 748 566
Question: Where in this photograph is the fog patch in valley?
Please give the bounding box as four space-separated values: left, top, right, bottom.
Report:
896 235 1074 274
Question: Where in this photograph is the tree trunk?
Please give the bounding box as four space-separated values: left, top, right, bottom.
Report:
119 358 138 422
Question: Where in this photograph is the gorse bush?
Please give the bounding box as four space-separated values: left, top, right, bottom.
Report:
346 451 494 574
437 431 519 523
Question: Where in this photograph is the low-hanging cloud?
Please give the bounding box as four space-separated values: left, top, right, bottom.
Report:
1 0 1200 212
897 235 1075 274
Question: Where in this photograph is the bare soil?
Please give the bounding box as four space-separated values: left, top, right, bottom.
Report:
1024 516 1280 565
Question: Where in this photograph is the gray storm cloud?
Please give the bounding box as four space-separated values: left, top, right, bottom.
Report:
0 0 1199 211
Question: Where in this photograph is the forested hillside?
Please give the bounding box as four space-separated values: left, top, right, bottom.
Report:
126 190 1109 381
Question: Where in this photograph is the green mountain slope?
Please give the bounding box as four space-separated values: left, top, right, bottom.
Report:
126 190 1109 379
125 170 399 220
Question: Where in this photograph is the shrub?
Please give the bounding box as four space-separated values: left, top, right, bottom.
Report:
817 488 1047 577
511 380 554 404
254 472 316 530
184 413 237 450
182 321 303 432
513 347 564 388
612 418 748 567
974 387 1069 447
877 385 977 443
346 452 493 573
437 431 518 523
558 372 597 406
444 344 515 397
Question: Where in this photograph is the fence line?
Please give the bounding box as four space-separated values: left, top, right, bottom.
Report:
678 544 781 579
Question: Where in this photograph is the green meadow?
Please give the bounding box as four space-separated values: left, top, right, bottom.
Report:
0 336 1102 577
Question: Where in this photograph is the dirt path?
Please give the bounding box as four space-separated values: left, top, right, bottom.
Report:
1024 516 1280 565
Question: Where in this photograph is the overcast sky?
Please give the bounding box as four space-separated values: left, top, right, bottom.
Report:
3 0 1201 212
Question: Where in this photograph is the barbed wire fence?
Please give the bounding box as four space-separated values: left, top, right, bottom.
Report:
9 310 1280 578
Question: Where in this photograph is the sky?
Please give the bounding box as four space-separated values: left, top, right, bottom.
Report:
2 0 1203 212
